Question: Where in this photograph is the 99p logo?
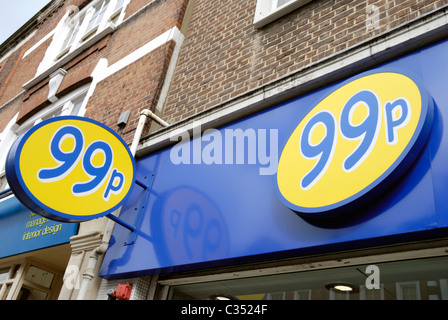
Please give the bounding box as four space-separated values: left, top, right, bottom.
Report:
6 116 135 222
276 71 433 217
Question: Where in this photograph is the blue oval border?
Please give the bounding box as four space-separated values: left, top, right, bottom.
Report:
275 68 435 218
5 116 136 223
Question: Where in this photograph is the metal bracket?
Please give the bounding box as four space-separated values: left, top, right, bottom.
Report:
106 213 135 232
105 173 155 245
0 188 13 200
124 173 155 246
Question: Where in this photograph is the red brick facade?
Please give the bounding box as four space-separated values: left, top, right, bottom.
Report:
2 0 447 145
163 0 448 124
0 0 187 144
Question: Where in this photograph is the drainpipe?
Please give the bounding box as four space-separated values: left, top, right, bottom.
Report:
76 109 168 300
130 109 169 155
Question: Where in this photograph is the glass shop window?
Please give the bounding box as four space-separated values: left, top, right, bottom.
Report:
168 256 448 300
0 262 62 300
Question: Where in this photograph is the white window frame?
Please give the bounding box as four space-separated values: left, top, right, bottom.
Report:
56 0 123 61
0 84 89 190
14 84 89 138
253 0 313 28
57 12 85 60
0 259 64 300
275 0 294 8
294 289 311 300
396 281 421 300
34 0 128 79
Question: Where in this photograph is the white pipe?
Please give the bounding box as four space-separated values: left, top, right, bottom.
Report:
77 248 100 300
76 208 120 299
130 110 168 155
129 111 149 156
76 109 168 300
145 109 170 128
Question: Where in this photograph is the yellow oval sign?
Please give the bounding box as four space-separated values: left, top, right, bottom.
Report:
6 116 135 222
276 71 433 217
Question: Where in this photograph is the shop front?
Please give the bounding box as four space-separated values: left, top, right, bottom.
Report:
98 37 448 300
0 195 78 300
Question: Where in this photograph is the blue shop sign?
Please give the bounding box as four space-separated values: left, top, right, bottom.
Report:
100 38 448 279
0 196 78 258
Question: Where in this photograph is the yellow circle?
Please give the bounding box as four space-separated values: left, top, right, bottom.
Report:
277 73 422 210
19 119 134 217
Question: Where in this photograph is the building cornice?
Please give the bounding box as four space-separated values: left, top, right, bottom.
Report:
0 0 57 59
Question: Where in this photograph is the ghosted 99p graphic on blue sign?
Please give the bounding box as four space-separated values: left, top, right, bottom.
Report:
100 39 448 279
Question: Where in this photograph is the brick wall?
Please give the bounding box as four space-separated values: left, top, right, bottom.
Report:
0 98 22 132
104 0 187 65
163 0 448 124
85 41 176 144
3 0 446 137
0 47 27 107
0 0 187 138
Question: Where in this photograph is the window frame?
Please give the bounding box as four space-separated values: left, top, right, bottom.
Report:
0 259 63 300
396 281 421 300
155 246 448 301
56 12 85 60
275 0 294 9
27 0 129 91
253 0 313 28
14 84 89 138
82 0 112 41
0 84 89 190
55 0 123 61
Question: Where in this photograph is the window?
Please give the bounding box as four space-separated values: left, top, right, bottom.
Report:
58 14 84 59
276 0 293 8
52 0 125 61
30 0 128 87
0 85 89 190
166 256 448 300
15 85 88 135
396 282 421 300
114 0 125 12
84 0 111 37
253 0 313 28
0 261 62 300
